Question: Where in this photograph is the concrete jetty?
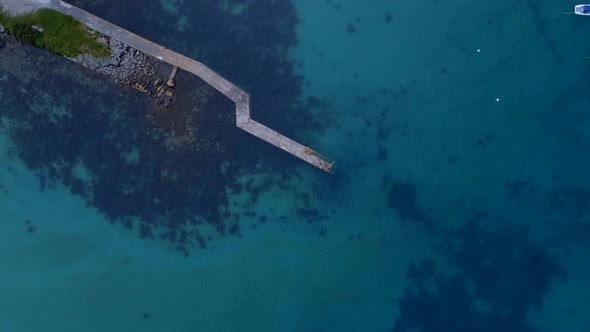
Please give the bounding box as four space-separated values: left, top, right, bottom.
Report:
4 0 334 172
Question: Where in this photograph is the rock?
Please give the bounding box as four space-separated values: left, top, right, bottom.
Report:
66 36 175 107
0 24 6 49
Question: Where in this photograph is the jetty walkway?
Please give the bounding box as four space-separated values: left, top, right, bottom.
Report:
19 0 335 172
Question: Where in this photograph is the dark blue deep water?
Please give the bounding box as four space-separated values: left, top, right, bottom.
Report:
1 0 589 331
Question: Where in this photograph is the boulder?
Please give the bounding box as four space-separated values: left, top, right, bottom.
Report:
0 25 6 49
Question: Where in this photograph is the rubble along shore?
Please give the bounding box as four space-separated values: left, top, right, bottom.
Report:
73 34 177 107
0 22 176 107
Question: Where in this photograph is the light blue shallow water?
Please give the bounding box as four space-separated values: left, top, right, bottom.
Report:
1 0 590 331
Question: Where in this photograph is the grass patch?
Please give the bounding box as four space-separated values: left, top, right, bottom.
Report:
0 8 110 58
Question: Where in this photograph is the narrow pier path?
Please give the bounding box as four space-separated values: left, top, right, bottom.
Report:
41 0 335 172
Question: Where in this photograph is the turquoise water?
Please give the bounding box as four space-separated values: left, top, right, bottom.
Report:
1 0 590 331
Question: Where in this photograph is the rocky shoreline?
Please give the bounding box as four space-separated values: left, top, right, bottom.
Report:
74 34 177 108
0 23 176 107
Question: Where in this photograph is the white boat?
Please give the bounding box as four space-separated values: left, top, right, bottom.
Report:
575 4 590 15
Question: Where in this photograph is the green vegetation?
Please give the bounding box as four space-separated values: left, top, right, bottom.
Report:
0 8 110 58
